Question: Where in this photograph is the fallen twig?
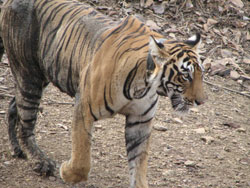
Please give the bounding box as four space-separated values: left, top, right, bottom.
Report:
43 99 74 106
204 80 250 98
0 93 14 98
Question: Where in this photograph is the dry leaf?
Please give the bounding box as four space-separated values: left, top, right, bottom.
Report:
152 3 165 14
230 70 240 80
234 30 241 44
186 0 193 8
221 49 232 58
246 31 250 41
229 0 244 8
222 36 228 45
146 20 161 31
203 24 208 32
207 18 218 27
243 59 250 64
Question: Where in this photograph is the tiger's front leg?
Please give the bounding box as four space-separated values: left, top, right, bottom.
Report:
60 100 94 183
125 115 153 188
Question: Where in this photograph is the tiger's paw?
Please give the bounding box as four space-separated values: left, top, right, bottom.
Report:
33 158 56 176
60 161 89 183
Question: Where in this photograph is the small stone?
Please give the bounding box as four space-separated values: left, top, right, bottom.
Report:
172 117 183 124
201 136 215 144
162 169 174 176
184 160 196 167
190 107 199 113
49 176 56 181
0 110 5 114
153 125 168 131
237 128 246 133
224 147 231 152
194 128 206 134
3 161 11 165
95 124 102 129
230 70 240 80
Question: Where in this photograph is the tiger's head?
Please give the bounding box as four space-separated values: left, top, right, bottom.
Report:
147 33 206 112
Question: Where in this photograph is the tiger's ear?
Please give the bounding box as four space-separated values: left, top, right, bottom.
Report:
147 36 165 80
184 33 201 51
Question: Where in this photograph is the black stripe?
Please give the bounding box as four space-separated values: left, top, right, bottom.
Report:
141 97 158 116
169 48 180 55
126 133 151 153
17 104 38 110
118 43 148 59
128 153 142 162
96 16 130 51
42 6 73 59
177 51 184 58
168 68 175 82
21 117 37 123
89 103 98 121
104 86 114 115
173 64 179 71
126 117 153 128
183 56 190 62
123 64 138 100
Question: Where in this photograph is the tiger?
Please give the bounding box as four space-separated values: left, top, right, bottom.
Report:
0 0 206 187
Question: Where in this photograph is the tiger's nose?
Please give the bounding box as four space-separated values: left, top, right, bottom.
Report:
195 100 204 105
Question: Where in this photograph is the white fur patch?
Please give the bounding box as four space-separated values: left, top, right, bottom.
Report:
188 34 197 41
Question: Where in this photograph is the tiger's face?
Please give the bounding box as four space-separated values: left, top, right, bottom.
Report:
147 33 206 112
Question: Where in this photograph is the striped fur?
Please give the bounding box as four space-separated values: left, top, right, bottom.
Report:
1 0 206 187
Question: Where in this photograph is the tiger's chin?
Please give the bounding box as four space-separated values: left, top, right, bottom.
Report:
169 93 191 114
157 90 191 114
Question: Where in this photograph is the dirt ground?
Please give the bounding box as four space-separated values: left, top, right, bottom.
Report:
0 0 250 188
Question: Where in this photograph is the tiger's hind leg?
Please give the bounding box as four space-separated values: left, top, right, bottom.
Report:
10 78 55 176
125 115 153 188
8 97 27 159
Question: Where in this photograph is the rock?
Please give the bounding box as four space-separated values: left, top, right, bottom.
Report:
190 107 199 113
184 160 196 167
223 122 240 129
194 128 206 134
230 70 240 80
153 124 168 131
210 63 231 77
201 136 215 144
